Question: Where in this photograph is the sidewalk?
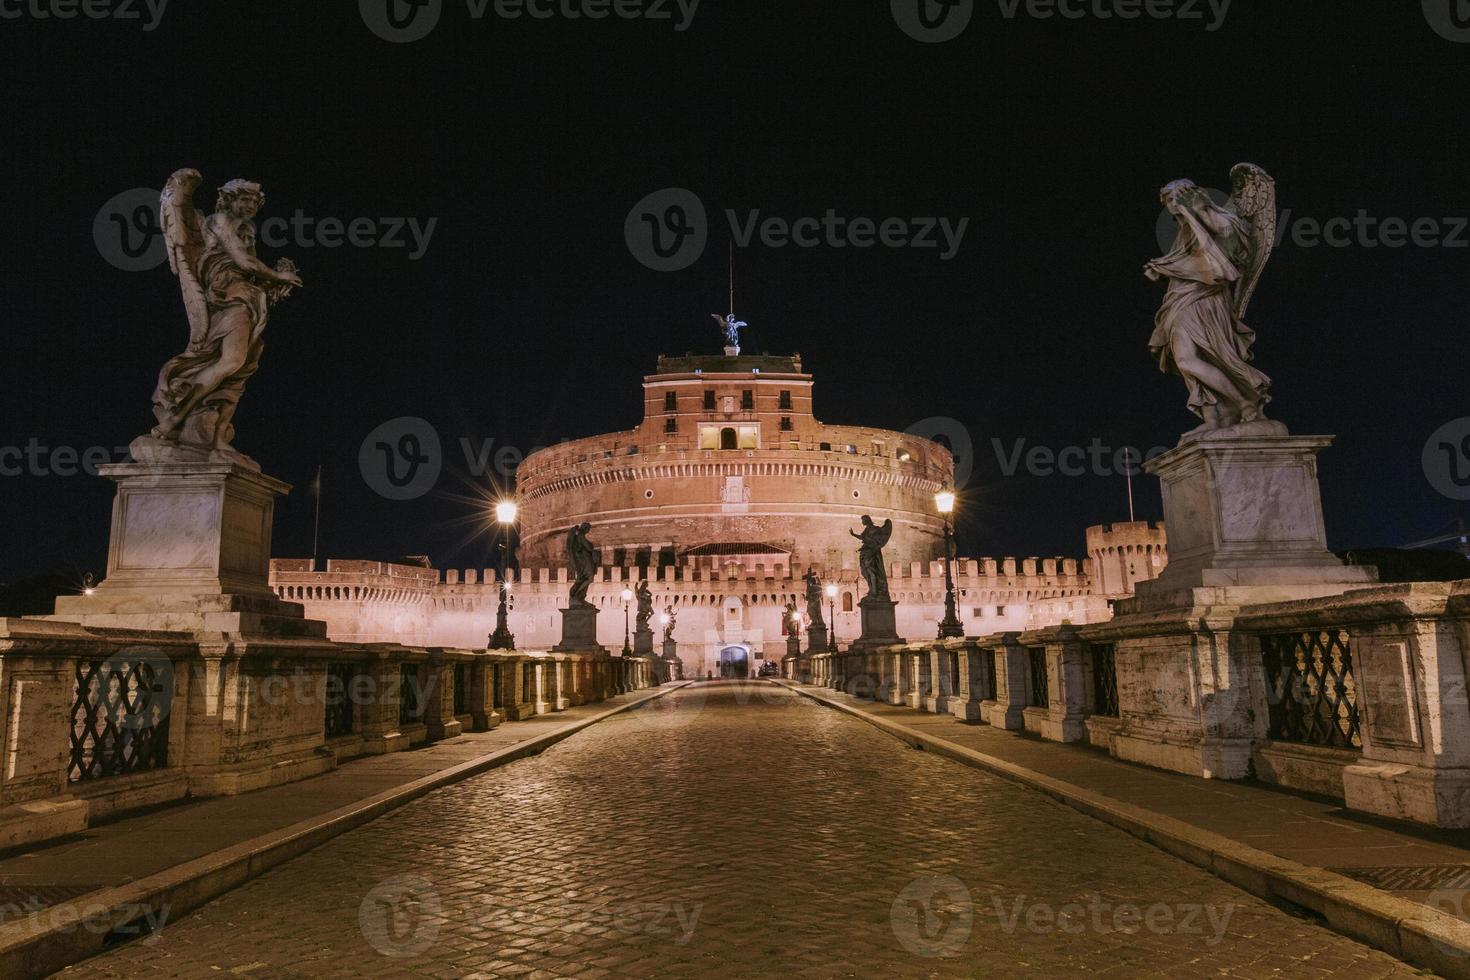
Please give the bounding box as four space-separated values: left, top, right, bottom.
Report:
780 680 1470 977
0 683 683 978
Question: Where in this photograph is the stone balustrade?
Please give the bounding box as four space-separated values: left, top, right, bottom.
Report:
792 578 1470 829
0 618 653 851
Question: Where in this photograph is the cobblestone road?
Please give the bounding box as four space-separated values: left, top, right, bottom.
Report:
60 683 1427 979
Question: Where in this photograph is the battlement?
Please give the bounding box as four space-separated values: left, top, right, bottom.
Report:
1086 521 1168 550
270 554 1093 601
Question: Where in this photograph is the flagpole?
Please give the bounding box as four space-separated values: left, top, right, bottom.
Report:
312 463 322 571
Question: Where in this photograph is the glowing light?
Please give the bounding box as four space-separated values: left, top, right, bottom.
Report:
825 583 838 599
658 614 669 626
621 588 633 602
935 490 957 515
495 500 518 524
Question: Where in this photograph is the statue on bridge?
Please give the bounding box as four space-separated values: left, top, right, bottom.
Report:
138 169 303 466
851 516 893 602
635 580 654 634
1145 163 1280 439
566 523 597 607
803 569 825 627
662 605 677 643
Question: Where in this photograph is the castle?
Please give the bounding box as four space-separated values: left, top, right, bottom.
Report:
271 347 1167 677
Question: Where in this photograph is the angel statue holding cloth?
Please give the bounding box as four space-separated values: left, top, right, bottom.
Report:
134 168 303 467
1145 163 1283 440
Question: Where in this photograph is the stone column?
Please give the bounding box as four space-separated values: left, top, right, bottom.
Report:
422 649 463 741
468 655 501 731
986 635 1027 731
1021 627 1087 742
950 641 984 722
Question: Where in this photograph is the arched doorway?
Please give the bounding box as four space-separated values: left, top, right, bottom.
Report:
720 427 738 450
718 645 750 679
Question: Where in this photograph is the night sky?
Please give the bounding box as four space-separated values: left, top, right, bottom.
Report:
2 1 1467 584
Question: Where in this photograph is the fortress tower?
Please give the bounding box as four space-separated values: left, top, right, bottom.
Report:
1085 521 1169 597
515 352 953 574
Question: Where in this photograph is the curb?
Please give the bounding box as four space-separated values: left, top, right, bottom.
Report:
0 682 688 979
779 681 1470 979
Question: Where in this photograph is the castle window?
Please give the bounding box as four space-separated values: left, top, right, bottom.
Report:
819 442 832 452
842 592 854 612
780 416 792 431
996 605 1008 617
664 391 677 412
846 445 858 454
741 389 754 410
779 390 792 410
720 427 738 450
665 417 678 434
703 390 716 411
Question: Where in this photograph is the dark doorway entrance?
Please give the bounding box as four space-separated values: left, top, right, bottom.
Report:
720 427 738 450
718 645 750 679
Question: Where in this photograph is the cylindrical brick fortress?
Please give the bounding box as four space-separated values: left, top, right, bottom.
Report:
516 353 953 573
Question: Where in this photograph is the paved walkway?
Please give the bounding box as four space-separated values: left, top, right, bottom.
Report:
59 682 1427 977
783 682 1470 908
0 689 665 897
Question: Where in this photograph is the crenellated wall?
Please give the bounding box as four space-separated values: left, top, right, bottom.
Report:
270 551 1102 679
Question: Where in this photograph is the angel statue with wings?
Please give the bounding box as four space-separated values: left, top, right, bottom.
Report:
711 313 747 351
851 515 894 602
137 169 303 466
1145 163 1280 439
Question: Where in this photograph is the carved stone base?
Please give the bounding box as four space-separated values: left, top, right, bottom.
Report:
633 627 654 656
853 597 903 650
50 460 320 636
807 624 828 653
1131 433 1376 612
554 604 605 654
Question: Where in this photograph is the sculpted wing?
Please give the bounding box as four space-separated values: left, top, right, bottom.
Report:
160 168 209 346
1227 163 1277 321
876 519 894 548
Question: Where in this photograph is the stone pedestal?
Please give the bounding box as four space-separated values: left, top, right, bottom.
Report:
52 461 322 637
1101 431 1378 781
853 597 903 650
1131 433 1375 611
554 604 605 654
786 634 801 658
633 627 654 656
806 624 828 653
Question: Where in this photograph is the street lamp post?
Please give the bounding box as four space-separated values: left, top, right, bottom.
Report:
489 500 518 649
936 489 965 639
825 582 839 652
620 587 633 657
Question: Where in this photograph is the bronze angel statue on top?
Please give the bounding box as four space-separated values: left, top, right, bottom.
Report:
135 169 303 466
1145 163 1282 439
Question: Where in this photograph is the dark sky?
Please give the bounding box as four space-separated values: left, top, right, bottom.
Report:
2 1 1467 582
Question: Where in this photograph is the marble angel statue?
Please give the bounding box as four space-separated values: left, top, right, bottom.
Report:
1145 163 1281 439
137 168 303 465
